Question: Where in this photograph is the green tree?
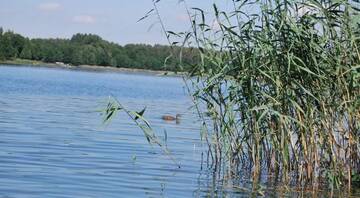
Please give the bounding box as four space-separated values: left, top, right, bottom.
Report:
19 41 32 59
0 29 193 71
0 32 17 59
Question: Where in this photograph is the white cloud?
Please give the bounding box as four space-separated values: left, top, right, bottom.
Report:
38 2 61 12
72 15 96 24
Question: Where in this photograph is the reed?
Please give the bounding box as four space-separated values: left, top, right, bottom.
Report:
171 0 359 190
105 0 360 191
102 96 180 167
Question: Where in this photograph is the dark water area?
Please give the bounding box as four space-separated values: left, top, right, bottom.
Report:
0 65 358 198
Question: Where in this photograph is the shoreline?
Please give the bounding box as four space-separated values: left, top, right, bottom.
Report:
0 59 186 77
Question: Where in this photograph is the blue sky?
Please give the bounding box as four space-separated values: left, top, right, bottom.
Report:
0 0 231 45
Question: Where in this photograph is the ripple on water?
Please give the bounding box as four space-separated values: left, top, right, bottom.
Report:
0 65 350 198
0 65 214 198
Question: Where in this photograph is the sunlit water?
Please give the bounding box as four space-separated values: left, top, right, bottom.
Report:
0 65 358 198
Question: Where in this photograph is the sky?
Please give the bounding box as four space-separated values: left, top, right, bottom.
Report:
0 0 232 45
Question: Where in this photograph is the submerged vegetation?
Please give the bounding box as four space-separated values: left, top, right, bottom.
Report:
104 0 360 194
0 29 198 71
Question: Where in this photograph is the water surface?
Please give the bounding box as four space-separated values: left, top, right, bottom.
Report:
0 65 204 197
0 65 357 198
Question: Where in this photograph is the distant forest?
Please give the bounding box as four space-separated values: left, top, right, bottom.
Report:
0 27 198 71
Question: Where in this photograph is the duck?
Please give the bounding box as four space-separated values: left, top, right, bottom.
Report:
162 114 181 123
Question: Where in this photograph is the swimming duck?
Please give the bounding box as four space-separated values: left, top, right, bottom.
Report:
162 114 181 123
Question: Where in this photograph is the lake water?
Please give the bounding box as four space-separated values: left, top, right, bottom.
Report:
0 65 357 198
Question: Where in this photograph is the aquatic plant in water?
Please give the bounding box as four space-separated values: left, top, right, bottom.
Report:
102 96 179 167
105 0 360 193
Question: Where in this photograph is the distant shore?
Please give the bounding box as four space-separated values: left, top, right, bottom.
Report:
0 59 185 77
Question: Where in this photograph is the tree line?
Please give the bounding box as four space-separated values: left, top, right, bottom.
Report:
0 27 198 71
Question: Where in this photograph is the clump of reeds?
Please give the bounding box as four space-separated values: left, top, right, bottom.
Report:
104 0 359 191
173 0 359 191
